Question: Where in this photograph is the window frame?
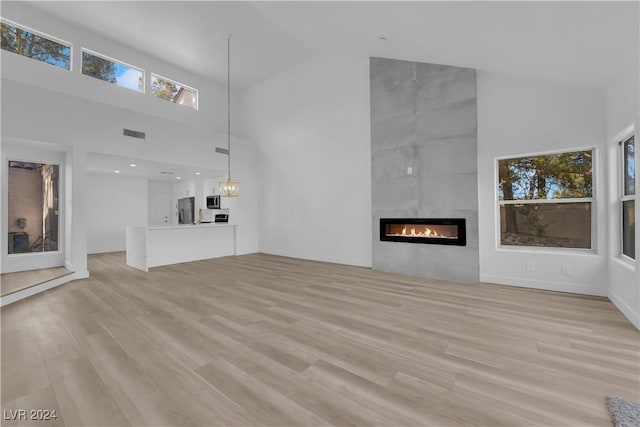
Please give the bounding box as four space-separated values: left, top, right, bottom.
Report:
5 157 64 258
81 47 145 93
0 17 73 71
150 72 198 110
495 147 596 253
620 134 635 260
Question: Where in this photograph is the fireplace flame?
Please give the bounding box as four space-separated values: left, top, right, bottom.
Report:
384 221 459 241
396 226 443 237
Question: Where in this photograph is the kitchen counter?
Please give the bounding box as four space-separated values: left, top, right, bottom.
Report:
126 224 237 272
148 223 234 230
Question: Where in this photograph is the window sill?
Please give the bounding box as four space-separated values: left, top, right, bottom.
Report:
612 255 637 272
6 250 63 258
496 245 598 257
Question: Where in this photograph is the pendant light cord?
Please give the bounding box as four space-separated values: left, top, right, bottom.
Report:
227 34 231 181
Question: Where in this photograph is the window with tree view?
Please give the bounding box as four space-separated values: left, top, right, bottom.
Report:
498 150 593 249
81 49 143 92
151 74 197 110
1 19 71 70
621 136 635 259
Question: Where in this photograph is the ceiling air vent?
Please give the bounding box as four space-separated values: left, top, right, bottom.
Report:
123 128 146 140
215 147 229 155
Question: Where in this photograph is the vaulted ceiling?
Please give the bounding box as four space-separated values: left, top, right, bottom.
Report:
25 1 640 90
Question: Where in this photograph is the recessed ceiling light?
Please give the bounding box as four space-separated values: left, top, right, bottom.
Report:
176 176 181 179
195 172 201 175
114 170 120 174
130 164 136 167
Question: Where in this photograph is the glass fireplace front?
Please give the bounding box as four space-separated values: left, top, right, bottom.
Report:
380 218 466 246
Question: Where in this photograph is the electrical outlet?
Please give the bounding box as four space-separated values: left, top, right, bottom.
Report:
407 166 413 175
525 263 534 272
561 265 571 276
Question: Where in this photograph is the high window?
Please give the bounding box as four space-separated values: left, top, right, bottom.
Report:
621 136 635 259
81 48 144 92
498 149 593 249
1 19 71 70
151 73 198 110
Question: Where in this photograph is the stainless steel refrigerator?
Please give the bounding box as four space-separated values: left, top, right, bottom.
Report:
178 197 195 224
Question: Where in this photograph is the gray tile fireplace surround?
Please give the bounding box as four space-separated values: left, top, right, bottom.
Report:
370 57 479 283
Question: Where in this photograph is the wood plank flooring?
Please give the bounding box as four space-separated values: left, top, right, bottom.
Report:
1 252 638 426
1 267 72 297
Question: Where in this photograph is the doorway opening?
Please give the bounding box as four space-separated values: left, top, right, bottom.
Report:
7 160 60 254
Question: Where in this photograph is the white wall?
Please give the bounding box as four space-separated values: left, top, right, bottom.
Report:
148 181 172 225
226 137 260 255
2 80 229 172
241 55 371 267
605 61 640 328
477 72 608 296
64 148 88 278
87 174 148 254
0 1 242 136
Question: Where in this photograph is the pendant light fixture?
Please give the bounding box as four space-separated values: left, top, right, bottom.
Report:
219 34 239 197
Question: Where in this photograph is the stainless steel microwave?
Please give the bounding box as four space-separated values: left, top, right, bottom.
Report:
206 195 221 209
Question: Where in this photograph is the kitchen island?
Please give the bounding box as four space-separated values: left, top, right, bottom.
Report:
126 223 236 272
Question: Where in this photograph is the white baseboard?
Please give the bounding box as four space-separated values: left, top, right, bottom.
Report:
480 274 607 297
609 291 640 330
261 249 372 268
72 270 90 279
234 248 259 256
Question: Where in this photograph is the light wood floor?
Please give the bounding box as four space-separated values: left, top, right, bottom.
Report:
1 266 72 297
1 252 638 426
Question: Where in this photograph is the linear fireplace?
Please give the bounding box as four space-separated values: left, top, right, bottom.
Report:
380 218 466 246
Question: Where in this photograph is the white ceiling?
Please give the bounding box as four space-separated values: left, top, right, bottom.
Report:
27 1 639 90
87 153 225 183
